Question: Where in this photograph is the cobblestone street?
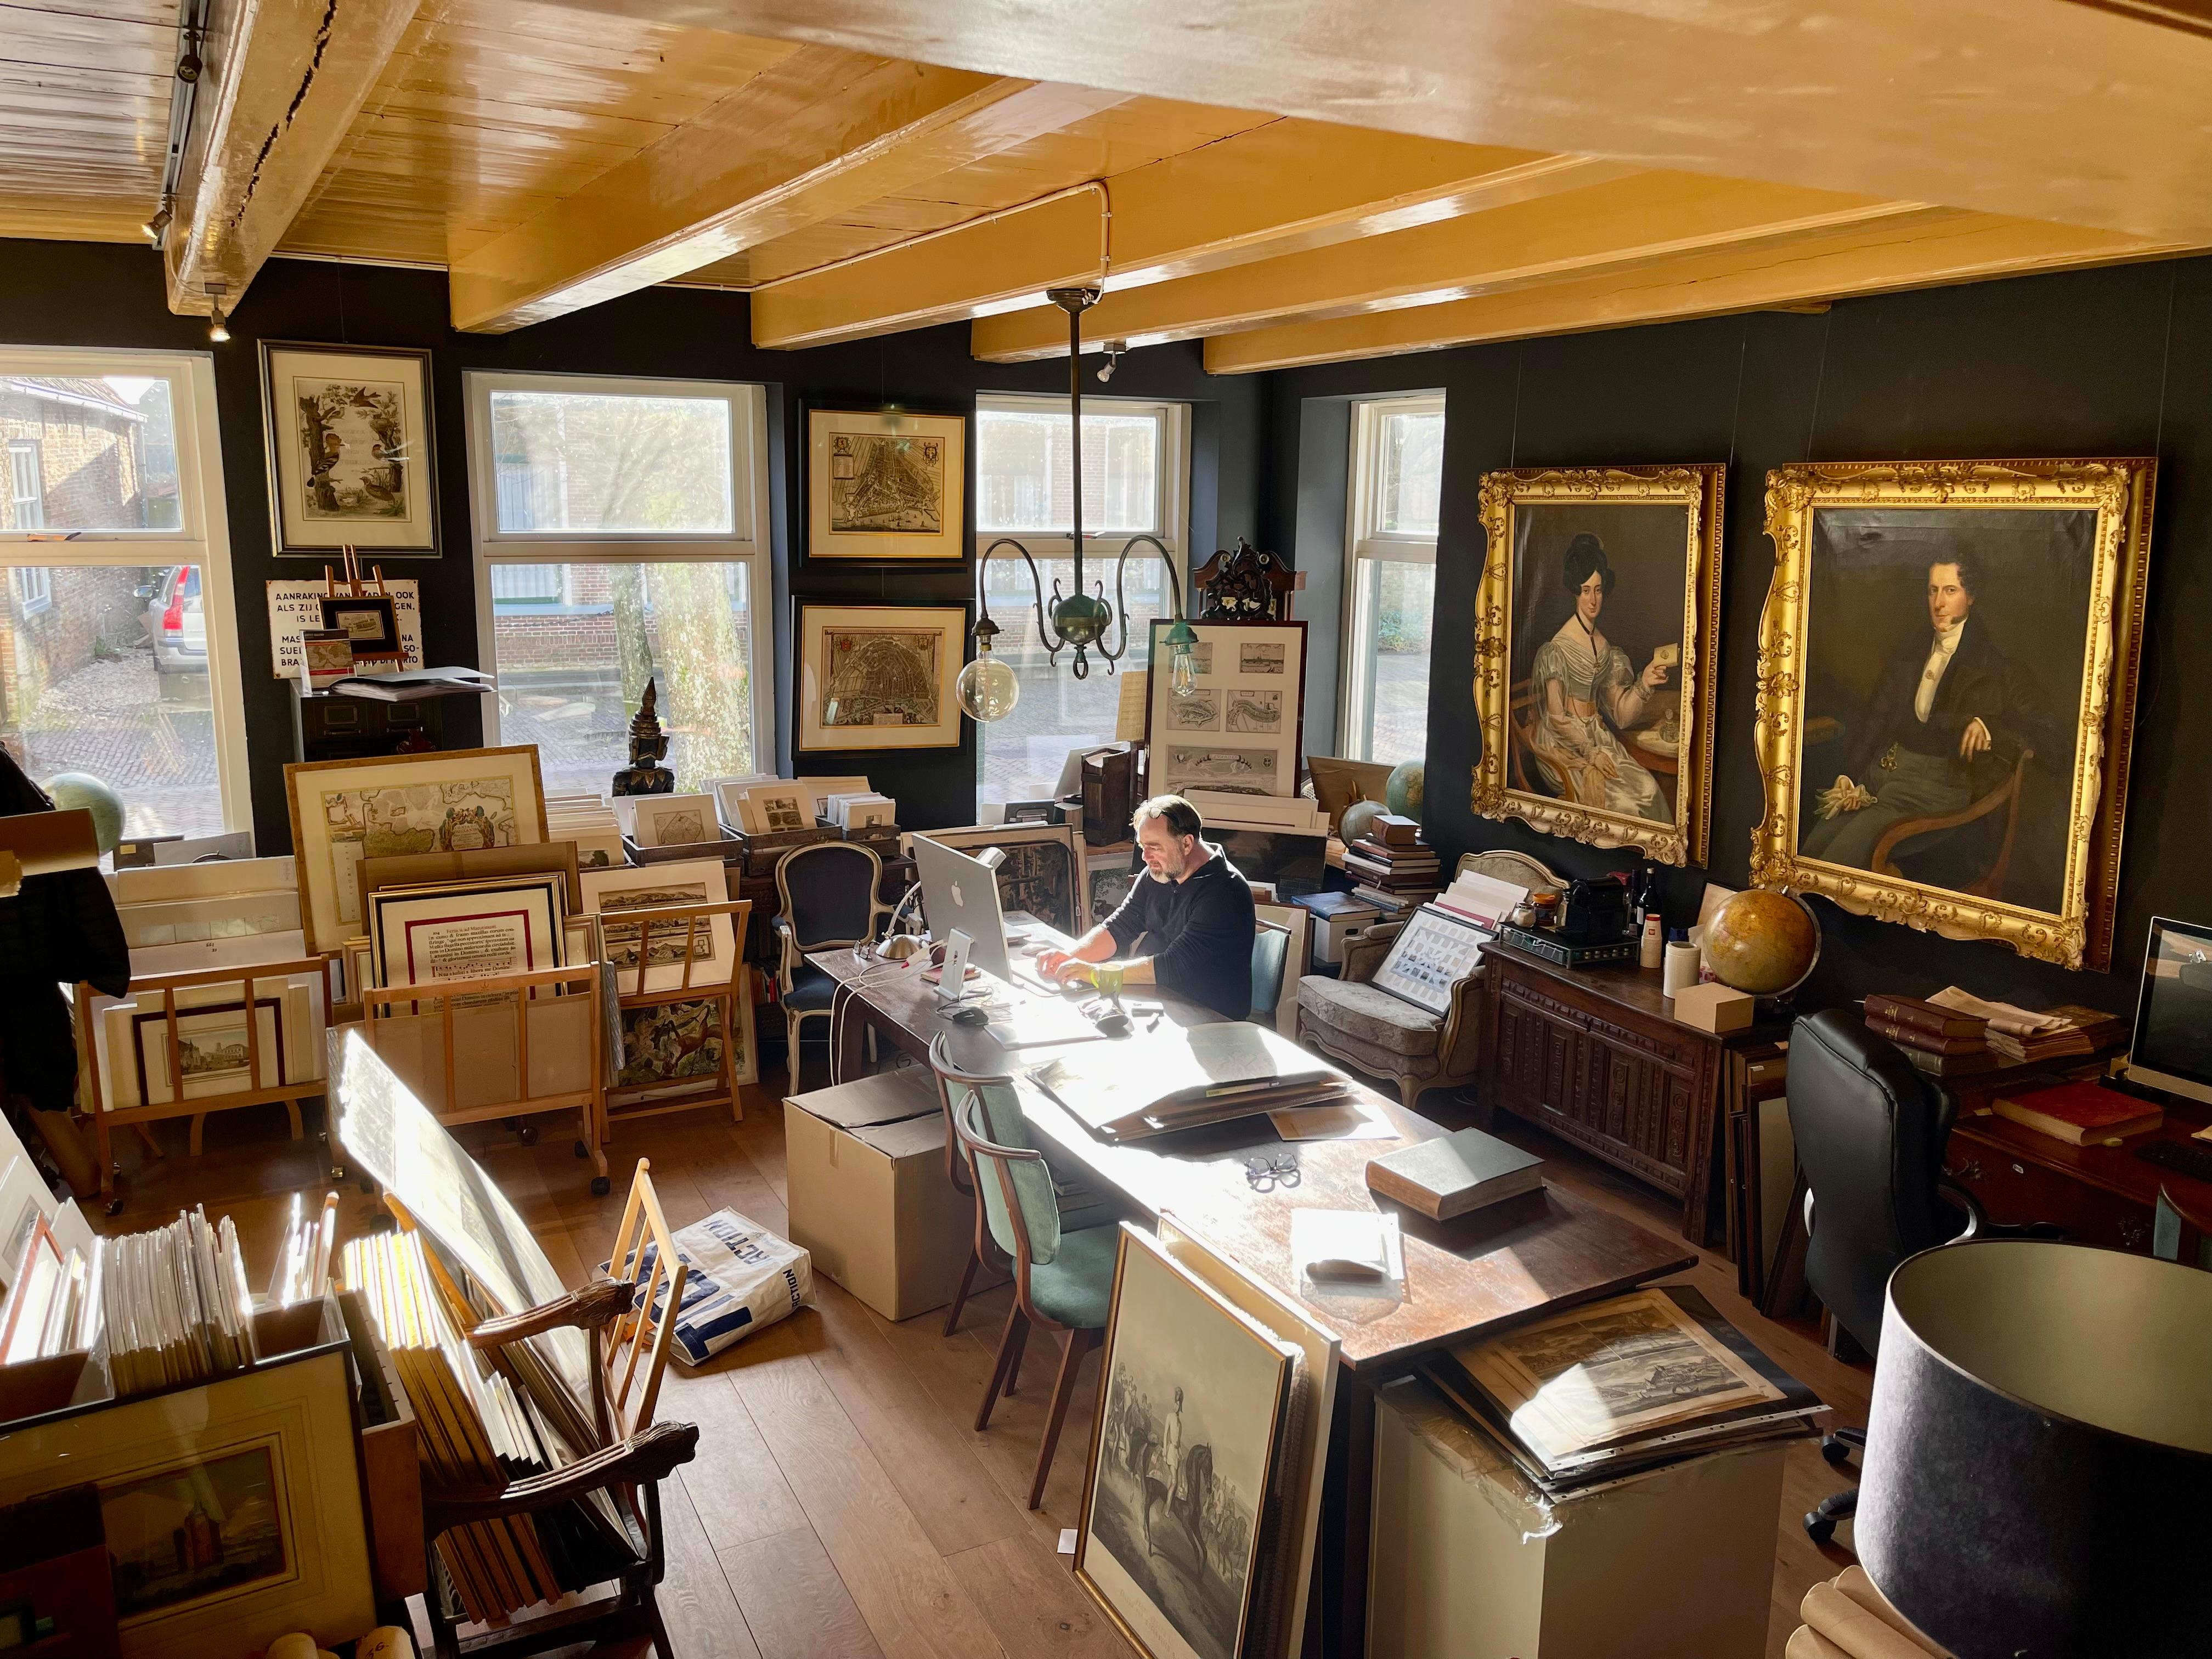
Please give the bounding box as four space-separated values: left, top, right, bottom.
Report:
7 650 222 839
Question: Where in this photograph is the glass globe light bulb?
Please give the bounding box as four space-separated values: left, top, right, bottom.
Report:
956 651 1021 723
1168 644 1200 699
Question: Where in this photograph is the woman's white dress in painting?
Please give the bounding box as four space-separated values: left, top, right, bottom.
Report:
1526 623 1669 823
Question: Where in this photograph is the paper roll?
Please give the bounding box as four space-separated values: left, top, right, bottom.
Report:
1663 940 1701 997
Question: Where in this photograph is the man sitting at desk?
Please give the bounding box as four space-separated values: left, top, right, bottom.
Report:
1037 794 1255 1021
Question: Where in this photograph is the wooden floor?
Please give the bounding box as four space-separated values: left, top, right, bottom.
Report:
99 1063 1875 1659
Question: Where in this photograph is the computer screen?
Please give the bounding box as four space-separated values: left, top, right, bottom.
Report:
2124 916 2212 1109
911 834 1013 984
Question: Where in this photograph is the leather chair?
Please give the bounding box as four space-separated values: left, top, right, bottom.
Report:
1786 1009 2059 1543
773 841 892 1085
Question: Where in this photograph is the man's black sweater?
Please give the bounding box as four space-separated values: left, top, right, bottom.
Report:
1102 844 1254 1020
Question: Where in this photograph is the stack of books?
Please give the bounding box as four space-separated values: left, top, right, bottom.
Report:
1027 1021 1350 1139
1342 816 1443 910
1925 986 2129 1064
1421 1285 1824 1491
1864 992 1997 1076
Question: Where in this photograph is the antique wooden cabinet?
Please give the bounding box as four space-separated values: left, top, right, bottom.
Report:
1479 939 1781 1245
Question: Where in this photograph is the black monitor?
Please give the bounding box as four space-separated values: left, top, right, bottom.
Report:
2123 916 2212 1110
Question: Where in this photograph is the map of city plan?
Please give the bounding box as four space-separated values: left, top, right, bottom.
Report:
322 777 518 926
822 629 942 727
827 430 943 534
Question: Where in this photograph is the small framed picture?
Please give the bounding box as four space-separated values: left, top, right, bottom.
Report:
261 341 438 556
805 405 967 565
319 593 402 665
300 627 353 692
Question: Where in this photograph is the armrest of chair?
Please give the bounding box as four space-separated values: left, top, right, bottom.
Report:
1339 921 1404 986
772 913 800 989
466 1276 633 1348
1436 964 1489 1078
425 1420 701 1529
1936 1177 2066 1243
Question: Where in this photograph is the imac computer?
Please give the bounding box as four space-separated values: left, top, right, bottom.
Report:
911 834 1013 986
2122 916 2212 1110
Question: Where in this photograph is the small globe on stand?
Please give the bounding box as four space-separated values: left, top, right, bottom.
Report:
1339 799 1385 847
44 771 125 853
1703 888 1822 997
1385 759 1425 823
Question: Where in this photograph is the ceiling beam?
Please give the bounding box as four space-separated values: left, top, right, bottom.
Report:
972 173 1928 361
749 131 1628 349
1199 212 2191 373
448 52 1131 333
166 0 424 315
531 0 2212 242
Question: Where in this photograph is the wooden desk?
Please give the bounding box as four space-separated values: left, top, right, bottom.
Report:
810 945 1694 1656
1477 939 1788 1248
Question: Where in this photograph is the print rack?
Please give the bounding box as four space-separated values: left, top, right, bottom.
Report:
604 896 756 1133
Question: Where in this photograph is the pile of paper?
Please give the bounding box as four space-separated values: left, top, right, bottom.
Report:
1926 986 2128 1063
98 1207 261 1395
0 1217 100 1368
545 793 625 870
1028 1021 1351 1139
823 790 896 830
1181 788 1330 836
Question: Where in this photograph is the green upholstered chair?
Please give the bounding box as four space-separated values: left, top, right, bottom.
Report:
1250 918 1291 1023
930 1036 1119 1509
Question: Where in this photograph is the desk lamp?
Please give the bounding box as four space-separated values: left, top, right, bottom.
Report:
1857 1239 2212 1657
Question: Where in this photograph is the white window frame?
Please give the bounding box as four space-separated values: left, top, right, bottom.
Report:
7 439 43 531
973 391 1190 619
462 371 774 758
12 566 50 613
1341 391 1444 764
0 346 251 832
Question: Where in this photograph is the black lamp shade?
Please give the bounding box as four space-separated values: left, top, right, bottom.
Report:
1858 1240 2212 1658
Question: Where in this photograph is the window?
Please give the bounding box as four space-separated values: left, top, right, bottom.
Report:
1343 393 1444 766
0 349 247 842
465 373 771 797
973 393 1189 808
8 441 43 529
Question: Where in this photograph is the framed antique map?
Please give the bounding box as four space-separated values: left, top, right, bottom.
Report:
578 859 736 992
1143 620 1307 800
284 747 548 955
796 602 967 752
805 405 966 564
260 342 438 556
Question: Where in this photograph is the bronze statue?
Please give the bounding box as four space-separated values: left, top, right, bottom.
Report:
612 678 676 797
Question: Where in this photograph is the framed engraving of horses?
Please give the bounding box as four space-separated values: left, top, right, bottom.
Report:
1472 464 1726 866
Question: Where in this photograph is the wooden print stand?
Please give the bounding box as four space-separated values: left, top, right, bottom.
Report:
358 960 610 1193
75 955 334 1214
603 897 754 1134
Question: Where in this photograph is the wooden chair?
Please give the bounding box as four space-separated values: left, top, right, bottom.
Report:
1505 678 1602 805
1870 748 2034 898
774 842 894 1083
930 1037 1119 1510
601 1158 687 1439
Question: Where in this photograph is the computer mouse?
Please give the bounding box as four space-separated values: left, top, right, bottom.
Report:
946 1003 990 1026
1093 1008 1133 1037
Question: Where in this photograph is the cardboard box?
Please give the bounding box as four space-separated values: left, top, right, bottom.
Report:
1671 980 1755 1034
785 1067 989 1321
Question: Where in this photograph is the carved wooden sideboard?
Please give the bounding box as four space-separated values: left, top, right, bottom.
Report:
1477 938 1784 1246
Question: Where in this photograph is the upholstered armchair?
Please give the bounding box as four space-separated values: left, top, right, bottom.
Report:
1295 919 1485 1111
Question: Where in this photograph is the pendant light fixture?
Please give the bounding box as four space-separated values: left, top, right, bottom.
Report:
955 287 1200 724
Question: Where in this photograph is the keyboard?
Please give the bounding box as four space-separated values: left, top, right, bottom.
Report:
2131 1137 2212 1184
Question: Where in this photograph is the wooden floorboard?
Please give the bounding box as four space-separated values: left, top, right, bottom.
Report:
93 1058 1872 1659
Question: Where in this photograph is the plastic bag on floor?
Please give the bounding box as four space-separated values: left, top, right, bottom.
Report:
606 1207 812 1365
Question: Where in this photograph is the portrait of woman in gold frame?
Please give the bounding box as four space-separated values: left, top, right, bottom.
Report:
1751 458 2155 972
1472 464 1726 866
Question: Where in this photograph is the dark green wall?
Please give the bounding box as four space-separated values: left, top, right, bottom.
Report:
0 240 1266 846
1267 257 2212 1014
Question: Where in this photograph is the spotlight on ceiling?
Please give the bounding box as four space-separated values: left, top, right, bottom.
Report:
1096 341 1126 384
206 283 230 343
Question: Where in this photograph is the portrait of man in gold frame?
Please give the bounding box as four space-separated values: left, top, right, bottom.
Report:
1472 464 1726 866
1751 458 2155 972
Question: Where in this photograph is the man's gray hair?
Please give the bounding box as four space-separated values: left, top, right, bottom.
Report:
1131 794 1203 839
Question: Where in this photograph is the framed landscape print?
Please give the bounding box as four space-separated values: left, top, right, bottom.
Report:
578 860 736 992
260 342 438 556
1075 1226 1295 1659
1142 620 1307 800
796 602 967 752
805 404 966 563
1753 458 2156 970
1472 464 1726 866
284 747 548 954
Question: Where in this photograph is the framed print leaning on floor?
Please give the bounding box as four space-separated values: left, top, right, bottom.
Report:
1752 457 2155 972
1471 464 1726 866
795 602 968 752
260 341 439 556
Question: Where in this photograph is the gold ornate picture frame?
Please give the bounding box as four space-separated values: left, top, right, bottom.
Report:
1473 464 1726 865
1751 459 2155 971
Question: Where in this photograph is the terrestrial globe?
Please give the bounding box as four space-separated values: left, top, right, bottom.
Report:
1339 800 1385 847
44 772 124 852
1385 759 1425 823
1702 888 1821 997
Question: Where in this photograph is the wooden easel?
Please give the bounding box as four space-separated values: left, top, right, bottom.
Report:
325 543 386 601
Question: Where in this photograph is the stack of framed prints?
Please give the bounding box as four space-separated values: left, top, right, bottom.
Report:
1075 1222 1334 1659
795 603 967 752
285 747 548 957
366 871 568 994
1144 620 1308 800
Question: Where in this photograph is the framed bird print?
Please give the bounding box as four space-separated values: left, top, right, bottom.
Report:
1752 458 2155 970
260 342 439 556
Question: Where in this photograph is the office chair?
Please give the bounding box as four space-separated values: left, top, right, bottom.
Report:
1786 1010 2061 1544
773 841 892 1085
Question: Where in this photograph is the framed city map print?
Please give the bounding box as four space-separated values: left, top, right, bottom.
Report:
260 342 439 556
805 404 967 564
1753 458 2155 970
796 602 967 752
1472 464 1726 867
